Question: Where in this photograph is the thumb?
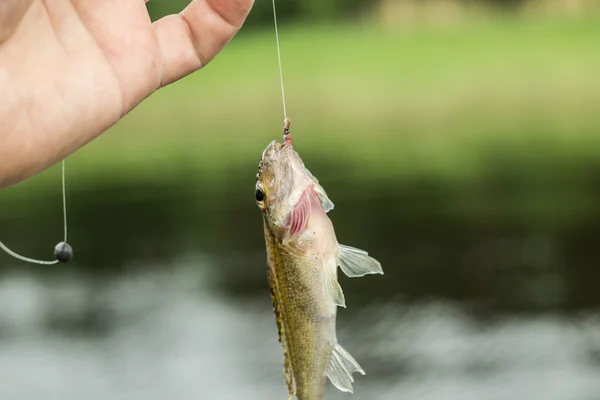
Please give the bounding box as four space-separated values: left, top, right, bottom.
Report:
153 0 254 86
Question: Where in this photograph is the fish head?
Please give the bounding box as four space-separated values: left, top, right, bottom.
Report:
255 137 319 239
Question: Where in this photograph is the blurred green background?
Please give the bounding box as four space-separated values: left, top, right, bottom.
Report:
2 1 600 399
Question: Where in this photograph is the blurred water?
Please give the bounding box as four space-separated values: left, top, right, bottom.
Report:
1 258 599 400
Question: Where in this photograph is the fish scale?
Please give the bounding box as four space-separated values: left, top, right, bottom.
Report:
265 219 335 400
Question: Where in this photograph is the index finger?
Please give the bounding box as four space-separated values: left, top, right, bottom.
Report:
153 0 254 87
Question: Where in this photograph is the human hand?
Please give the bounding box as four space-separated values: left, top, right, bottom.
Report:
0 0 253 188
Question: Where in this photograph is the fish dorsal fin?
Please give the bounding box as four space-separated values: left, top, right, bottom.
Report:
324 266 346 308
267 267 296 398
338 244 384 278
327 343 365 393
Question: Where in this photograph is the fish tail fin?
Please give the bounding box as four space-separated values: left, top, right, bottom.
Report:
338 244 384 277
327 343 365 393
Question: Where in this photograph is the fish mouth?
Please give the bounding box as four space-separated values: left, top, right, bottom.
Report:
258 140 283 176
265 140 282 160
263 139 285 159
272 140 284 151
262 124 292 159
261 140 281 159
257 133 294 177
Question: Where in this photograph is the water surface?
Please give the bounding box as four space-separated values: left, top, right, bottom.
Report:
1 261 599 400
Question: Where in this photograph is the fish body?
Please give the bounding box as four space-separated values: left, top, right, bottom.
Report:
255 130 383 400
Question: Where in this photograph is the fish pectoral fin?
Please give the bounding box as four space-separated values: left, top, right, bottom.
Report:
338 244 384 278
327 343 366 393
316 188 335 213
324 267 346 308
301 164 335 213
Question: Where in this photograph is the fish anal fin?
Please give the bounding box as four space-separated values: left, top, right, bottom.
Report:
327 343 365 393
338 244 384 278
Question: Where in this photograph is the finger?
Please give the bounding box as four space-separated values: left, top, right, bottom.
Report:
152 0 254 86
0 0 34 43
72 0 161 112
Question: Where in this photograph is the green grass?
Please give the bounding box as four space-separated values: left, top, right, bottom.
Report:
5 12 600 196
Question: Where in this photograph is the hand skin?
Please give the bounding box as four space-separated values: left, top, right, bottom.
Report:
0 0 254 188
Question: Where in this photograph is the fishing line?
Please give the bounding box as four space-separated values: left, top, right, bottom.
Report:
2 4 287 265
272 0 288 119
0 159 73 265
2 2 285 266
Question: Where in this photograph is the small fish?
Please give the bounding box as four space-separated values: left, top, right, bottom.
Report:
255 119 383 400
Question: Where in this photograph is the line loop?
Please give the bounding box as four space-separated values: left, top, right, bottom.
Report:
0 159 68 265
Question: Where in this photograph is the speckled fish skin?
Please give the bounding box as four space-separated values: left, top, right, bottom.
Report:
263 219 335 400
255 133 383 400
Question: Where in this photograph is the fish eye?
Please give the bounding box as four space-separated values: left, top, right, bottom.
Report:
255 188 264 203
255 183 266 208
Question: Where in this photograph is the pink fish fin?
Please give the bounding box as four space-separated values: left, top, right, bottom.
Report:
288 187 312 239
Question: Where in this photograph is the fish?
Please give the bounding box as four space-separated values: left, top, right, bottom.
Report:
255 119 384 400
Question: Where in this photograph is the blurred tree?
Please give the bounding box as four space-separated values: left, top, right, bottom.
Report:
145 0 542 28
146 0 188 21
463 0 524 8
146 0 375 26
